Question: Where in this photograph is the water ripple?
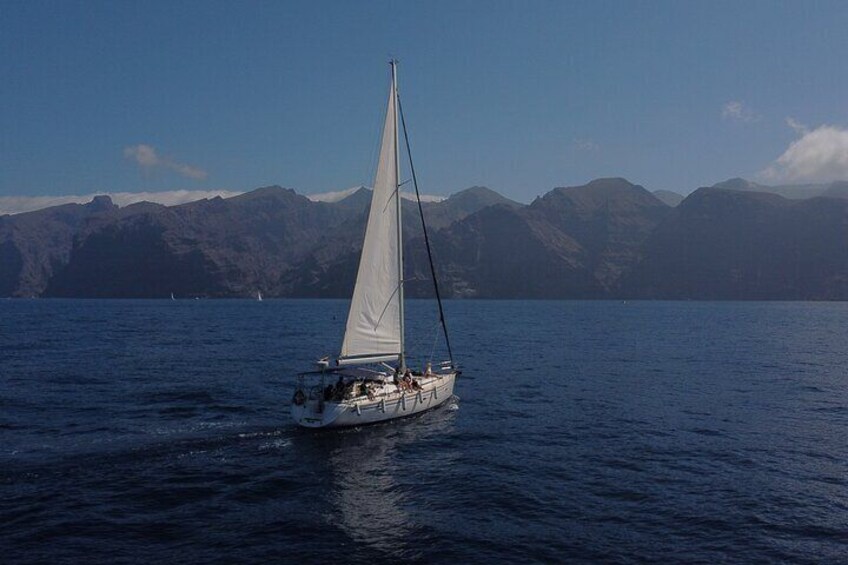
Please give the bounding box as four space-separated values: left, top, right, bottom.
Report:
1 299 847 563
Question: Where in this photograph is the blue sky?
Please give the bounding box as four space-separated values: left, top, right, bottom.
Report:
2 0 848 205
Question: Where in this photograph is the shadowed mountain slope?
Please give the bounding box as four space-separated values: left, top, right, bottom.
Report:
623 187 848 299
0 196 117 297
47 187 349 298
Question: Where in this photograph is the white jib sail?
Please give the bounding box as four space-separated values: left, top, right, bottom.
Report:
339 78 402 363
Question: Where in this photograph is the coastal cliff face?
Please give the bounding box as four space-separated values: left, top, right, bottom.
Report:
0 195 117 297
3 178 848 299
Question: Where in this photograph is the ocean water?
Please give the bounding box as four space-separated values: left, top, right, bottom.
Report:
1 299 846 563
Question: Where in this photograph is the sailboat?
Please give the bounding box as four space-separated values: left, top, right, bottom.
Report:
291 61 458 428
257 290 263 301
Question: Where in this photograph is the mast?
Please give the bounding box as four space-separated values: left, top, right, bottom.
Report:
392 60 405 371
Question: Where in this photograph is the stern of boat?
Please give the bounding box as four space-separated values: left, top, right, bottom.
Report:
290 373 346 428
291 400 346 428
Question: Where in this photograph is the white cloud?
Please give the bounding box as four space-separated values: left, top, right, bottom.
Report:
760 122 848 182
785 117 808 135
308 186 445 203
308 186 365 202
573 138 599 151
123 144 159 167
721 100 758 122
0 189 243 216
409 192 445 203
124 144 208 180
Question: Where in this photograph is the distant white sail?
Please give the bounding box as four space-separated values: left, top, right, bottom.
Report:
339 79 402 363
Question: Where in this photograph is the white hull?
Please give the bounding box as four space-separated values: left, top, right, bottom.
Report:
292 372 456 428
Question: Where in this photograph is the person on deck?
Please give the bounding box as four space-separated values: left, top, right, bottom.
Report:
333 375 345 400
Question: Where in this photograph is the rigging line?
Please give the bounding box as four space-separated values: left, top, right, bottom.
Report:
396 91 455 367
429 318 442 362
410 318 441 364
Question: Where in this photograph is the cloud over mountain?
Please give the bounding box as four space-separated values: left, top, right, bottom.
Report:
0 190 243 216
307 186 445 203
761 123 848 182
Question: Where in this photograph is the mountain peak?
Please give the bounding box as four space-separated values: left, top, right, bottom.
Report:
549 177 643 197
537 177 661 210
449 185 497 198
86 195 116 212
584 177 636 189
229 185 304 204
712 177 764 191
445 186 519 209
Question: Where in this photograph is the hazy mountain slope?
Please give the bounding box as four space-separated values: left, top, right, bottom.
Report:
623 187 848 299
712 177 831 200
401 179 670 298
418 204 590 298
820 181 848 199
653 190 685 207
422 186 521 230
276 185 523 297
328 185 521 231
529 178 671 292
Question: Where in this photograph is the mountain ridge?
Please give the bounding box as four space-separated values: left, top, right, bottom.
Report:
3 177 848 300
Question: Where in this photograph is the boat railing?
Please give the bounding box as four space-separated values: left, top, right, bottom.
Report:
296 372 328 398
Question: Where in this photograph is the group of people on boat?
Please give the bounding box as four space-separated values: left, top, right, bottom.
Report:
324 375 356 402
322 375 381 402
395 368 423 392
319 364 435 404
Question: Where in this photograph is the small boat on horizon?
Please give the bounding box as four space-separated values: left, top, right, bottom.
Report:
291 61 458 429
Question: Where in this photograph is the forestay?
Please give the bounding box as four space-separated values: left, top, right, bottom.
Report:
338 78 402 364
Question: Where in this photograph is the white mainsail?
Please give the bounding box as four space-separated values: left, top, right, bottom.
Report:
339 73 403 365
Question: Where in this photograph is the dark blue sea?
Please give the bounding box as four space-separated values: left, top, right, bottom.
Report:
1 299 846 563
